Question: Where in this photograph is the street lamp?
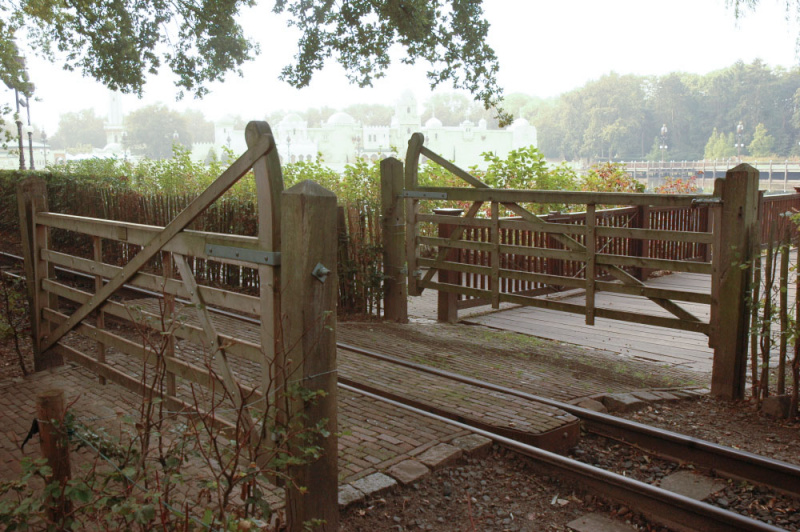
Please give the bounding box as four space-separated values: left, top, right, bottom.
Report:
40 130 47 167
24 95 34 170
659 124 668 164
735 121 745 162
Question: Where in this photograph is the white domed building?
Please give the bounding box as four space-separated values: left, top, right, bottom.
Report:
197 91 537 171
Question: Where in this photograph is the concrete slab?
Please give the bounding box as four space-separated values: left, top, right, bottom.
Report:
417 443 463 470
338 484 366 508
450 434 492 456
603 393 645 413
651 391 680 402
567 513 634 531
351 472 397 498
630 391 661 402
573 398 608 413
387 459 429 485
659 470 726 500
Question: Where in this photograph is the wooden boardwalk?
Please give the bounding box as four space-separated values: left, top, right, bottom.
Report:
464 274 714 373
409 258 797 375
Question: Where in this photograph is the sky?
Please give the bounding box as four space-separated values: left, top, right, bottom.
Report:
5 0 800 136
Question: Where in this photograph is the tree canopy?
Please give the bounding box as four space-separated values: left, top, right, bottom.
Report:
531 61 800 161
125 104 190 159
50 109 106 150
0 0 508 121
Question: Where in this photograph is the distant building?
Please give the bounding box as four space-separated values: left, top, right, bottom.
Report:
195 91 537 170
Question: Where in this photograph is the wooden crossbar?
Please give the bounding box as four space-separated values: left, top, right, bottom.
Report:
503 202 703 324
40 133 274 353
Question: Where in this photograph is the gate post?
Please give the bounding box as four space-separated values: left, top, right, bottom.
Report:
381 157 408 322
435 208 463 324
281 180 339 532
17 177 62 370
711 164 759 399
36 389 72 523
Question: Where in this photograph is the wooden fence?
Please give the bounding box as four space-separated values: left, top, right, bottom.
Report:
17 122 339 530
388 137 762 399
433 193 799 311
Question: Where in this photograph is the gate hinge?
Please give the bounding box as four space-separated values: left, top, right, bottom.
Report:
204 244 281 266
402 191 448 200
691 197 723 207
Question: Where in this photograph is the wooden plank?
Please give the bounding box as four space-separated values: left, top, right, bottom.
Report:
246 121 284 431
419 146 490 189
162 251 177 397
41 279 263 364
37 213 264 268
595 254 713 275
43 307 224 393
418 187 702 207
418 202 484 289
491 202 500 309
585 204 596 325
41 132 274 353
280 181 339 532
711 165 760 399
42 249 261 315
594 281 712 304
92 236 106 385
416 258 588 289
503 202 703 324
593 307 709 335
418 214 494 228
498 218 588 236
596 226 714 244
381 157 408 322
50 343 238 435
405 133 424 297
17 178 61 369
174 254 255 435
418 236 493 253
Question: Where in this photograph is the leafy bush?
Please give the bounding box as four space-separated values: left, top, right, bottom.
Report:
580 162 644 193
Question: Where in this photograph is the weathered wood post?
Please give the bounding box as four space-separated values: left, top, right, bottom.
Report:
711 164 760 399
435 208 464 324
281 180 338 532
36 389 72 523
380 157 408 323
632 205 651 281
17 177 62 370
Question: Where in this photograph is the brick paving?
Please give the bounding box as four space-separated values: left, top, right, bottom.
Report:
1 291 702 515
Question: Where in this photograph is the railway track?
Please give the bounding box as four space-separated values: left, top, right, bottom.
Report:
2 251 797 531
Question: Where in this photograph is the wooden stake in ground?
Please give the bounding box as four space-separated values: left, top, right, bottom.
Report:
36 389 72 524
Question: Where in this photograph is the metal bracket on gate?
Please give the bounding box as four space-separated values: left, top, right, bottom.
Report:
204 244 281 266
402 191 448 200
691 197 723 207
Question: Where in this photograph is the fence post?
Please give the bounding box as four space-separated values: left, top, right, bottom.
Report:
711 164 759 399
281 180 338 532
17 177 62 370
381 158 408 323
632 205 651 281
435 208 463 323
36 389 72 523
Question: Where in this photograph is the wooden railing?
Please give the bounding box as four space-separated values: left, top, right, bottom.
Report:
760 192 800 245
436 192 800 309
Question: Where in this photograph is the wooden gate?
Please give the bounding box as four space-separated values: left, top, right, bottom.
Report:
17 121 339 529
393 133 759 399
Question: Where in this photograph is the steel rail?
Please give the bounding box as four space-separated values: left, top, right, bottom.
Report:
4 251 799 498
338 342 800 499
339 382 783 532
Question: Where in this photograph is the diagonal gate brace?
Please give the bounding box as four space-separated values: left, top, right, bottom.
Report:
40 133 275 353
